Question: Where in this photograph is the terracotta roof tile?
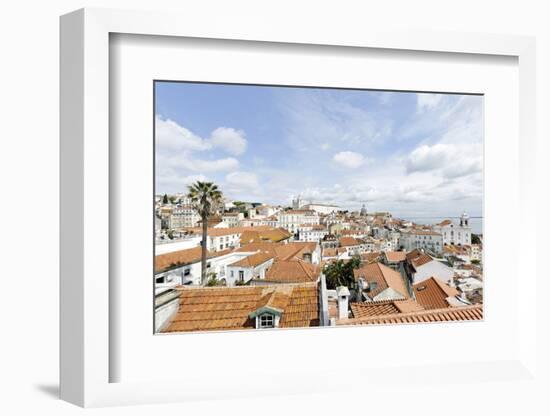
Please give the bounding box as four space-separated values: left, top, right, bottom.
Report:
162 283 319 332
340 304 483 326
262 259 320 283
339 236 360 247
350 299 424 318
413 277 460 309
384 251 407 262
155 247 232 273
353 262 409 299
229 252 274 268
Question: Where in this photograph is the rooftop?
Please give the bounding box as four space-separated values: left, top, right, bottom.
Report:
161 282 320 332
413 277 460 309
338 304 483 326
384 251 407 263
155 247 231 273
262 259 321 283
350 299 424 318
353 262 409 299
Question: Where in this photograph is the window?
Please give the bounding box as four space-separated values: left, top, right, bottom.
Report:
184 268 191 276
239 271 244 281
259 314 275 328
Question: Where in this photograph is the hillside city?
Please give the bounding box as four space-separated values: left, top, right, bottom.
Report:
154 191 483 333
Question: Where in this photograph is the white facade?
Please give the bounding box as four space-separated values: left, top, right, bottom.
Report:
170 205 200 229
208 231 241 251
302 203 340 215
399 231 443 253
411 259 455 285
297 225 329 242
155 251 258 286
277 210 320 233
221 212 244 227
432 213 472 246
226 257 275 285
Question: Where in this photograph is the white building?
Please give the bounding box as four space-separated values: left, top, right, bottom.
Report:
155 247 258 287
399 230 443 253
432 212 472 246
226 252 276 285
170 204 200 229
302 203 340 215
221 212 244 227
407 253 455 285
297 224 329 242
277 209 320 234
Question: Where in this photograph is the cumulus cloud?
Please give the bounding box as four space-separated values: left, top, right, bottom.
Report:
210 127 247 155
156 116 211 151
333 151 366 169
405 143 482 179
405 144 452 173
156 116 248 155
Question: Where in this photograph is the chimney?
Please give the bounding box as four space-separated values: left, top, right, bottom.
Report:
336 286 350 320
357 277 366 302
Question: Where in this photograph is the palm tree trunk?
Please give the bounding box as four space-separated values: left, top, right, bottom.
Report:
200 214 208 285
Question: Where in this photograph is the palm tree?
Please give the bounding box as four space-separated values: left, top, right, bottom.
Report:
187 181 223 285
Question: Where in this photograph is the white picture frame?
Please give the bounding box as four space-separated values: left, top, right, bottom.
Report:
60 7 538 408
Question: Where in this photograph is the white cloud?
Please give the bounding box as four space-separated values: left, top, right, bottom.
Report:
155 116 211 151
405 144 452 173
156 116 248 156
225 171 259 189
209 127 247 155
405 143 482 179
416 93 444 113
333 151 366 169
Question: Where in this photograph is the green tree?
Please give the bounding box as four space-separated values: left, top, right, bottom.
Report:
471 234 482 244
162 194 169 204
324 256 361 289
187 181 223 285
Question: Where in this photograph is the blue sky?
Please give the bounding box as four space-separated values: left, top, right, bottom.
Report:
155 82 483 218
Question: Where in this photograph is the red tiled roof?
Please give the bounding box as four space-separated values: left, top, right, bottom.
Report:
413 277 460 309
384 251 407 263
262 259 320 283
155 247 232 273
350 299 423 318
339 236 360 247
410 254 433 268
229 252 274 268
353 262 409 299
162 283 320 332
339 305 483 326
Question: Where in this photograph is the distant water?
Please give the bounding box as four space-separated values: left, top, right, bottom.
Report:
401 217 483 235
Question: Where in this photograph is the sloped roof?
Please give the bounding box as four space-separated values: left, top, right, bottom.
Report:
155 247 232 273
353 262 409 299
410 254 433 268
262 259 320 283
350 299 424 318
413 277 460 309
384 251 407 263
239 228 291 245
361 252 382 263
161 282 320 332
339 304 483 326
237 241 317 261
339 236 361 247
229 252 275 268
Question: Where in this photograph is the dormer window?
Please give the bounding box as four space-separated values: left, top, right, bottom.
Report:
259 313 275 328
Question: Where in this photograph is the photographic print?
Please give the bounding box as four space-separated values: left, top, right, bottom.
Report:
153 82 483 334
